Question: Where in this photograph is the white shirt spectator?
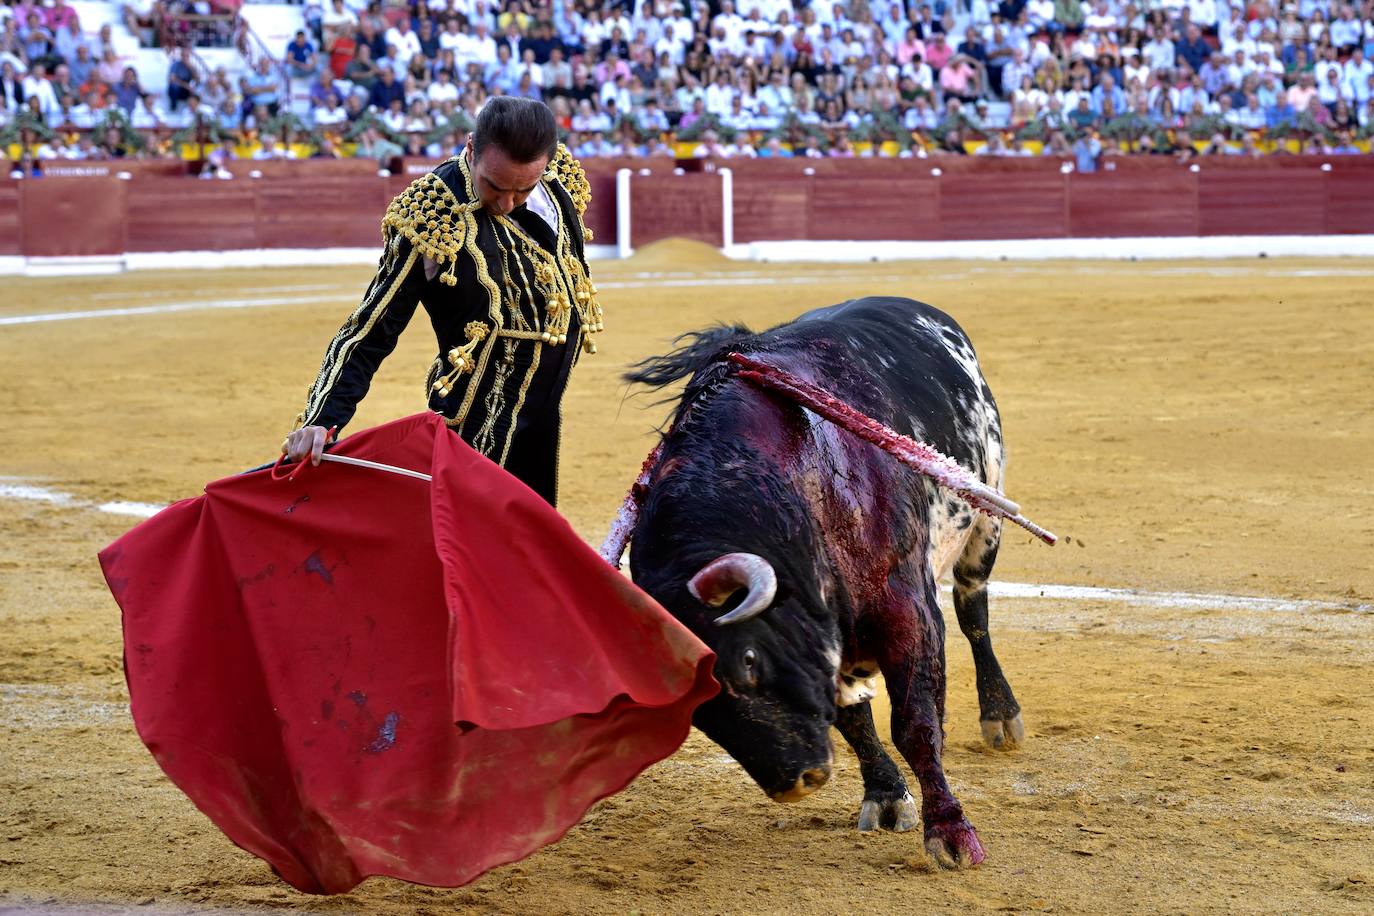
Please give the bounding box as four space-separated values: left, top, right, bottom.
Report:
385 24 423 67
466 29 498 68
757 81 793 111
809 0 841 25
439 23 469 54
1318 73 1351 106
903 103 938 131
322 3 357 37
1329 12 1362 49
428 77 459 105
130 97 164 130
712 8 746 44
571 106 611 133
1352 74 1374 107
1084 9 1119 34
1235 100 1266 129
21 73 59 119
314 101 348 126
705 80 737 116
1123 57 1150 88
1345 55 1374 95
1143 36 1175 72
901 60 934 93
1220 26 1256 59
1148 84 1181 112
599 79 630 112
637 105 669 132
1027 0 1055 28
1187 0 1219 28
1315 58 1343 88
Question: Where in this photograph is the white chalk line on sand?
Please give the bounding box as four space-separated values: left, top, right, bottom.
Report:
3 478 1368 616
0 293 353 326
0 275 911 326
0 481 162 519
8 261 1372 327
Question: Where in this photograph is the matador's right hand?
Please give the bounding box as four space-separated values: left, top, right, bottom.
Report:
282 425 336 466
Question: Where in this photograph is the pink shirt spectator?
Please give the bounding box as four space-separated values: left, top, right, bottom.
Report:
940 59 975 95
925 36 953 71
896 36 926 66
593 58 632 84
45 0 80 32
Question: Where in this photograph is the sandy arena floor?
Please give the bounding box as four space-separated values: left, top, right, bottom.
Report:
1 243 1371 914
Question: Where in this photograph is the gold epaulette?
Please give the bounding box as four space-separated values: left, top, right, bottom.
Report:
380 170 481 286
547 144 593 240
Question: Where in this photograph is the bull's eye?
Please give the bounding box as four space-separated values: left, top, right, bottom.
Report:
742 648 758 669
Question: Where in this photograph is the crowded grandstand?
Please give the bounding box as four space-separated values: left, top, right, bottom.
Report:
1 0 1372 173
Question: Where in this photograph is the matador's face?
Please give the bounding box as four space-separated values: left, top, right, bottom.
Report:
467 144 551 217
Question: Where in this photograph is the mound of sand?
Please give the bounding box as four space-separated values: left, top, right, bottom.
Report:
626 237 731 270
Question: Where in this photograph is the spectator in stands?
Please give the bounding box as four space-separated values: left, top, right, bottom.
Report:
322 0 357 53
309 83 344 124
0 60 22 117
167 46 197 111
113 65 144 114
53 13 85 65
68 42 96 87
369 64 403 112
49 61 77 108
941 52 983 103
1072 129 1102 172
254 133 294 159
416 17 440 62
131 91 165 129
96 123 129 158
244 57 281 117
286 30 318 81
1330 4 1363 50
345 41 380 91
20 10 54 67
354 123 402 163
96 47 125 86
385 16 421 70
1287 71 1318 111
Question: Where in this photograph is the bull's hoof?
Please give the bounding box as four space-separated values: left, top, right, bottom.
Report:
857 791 919 833
980 713 1025 750
924 818 986 870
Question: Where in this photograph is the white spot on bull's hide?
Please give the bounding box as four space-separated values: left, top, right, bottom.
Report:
837 676 878 707
837 661 880 707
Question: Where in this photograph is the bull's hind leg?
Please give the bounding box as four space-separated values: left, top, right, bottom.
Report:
953 515 1023 749
835 702 918 832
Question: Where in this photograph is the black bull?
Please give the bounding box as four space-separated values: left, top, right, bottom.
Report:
625 296 1024 869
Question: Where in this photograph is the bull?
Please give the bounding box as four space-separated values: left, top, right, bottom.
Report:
622 296 1026 869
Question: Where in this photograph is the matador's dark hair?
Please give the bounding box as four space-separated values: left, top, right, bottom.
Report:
471 97 558 164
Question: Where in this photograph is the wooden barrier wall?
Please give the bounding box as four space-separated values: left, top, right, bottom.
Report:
2 156 1372 259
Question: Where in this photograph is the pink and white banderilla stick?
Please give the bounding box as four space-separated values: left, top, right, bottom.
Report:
727 353 1058 546
600 441 663 567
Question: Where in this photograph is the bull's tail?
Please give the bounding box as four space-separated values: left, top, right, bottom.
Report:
623 324 755 390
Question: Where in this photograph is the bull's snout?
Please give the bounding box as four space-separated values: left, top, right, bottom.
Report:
769 765 831 803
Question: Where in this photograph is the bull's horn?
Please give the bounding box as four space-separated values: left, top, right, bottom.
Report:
688 553 778 626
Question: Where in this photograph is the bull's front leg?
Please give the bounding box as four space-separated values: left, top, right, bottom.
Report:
835 701 919 832
879 580 986 869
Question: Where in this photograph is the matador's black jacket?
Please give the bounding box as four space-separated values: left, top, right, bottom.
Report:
294 145 604 506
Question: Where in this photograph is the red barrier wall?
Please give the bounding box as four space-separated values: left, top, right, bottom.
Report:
0 184 20 255
20 177 128 256
2 156 1371 259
